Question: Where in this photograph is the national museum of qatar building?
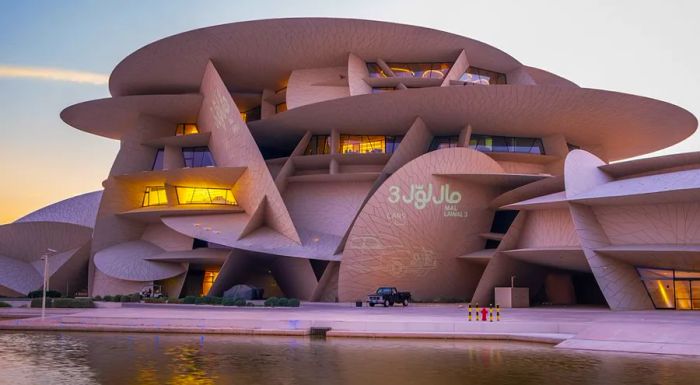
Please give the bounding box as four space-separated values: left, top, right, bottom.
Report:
2 18 699 311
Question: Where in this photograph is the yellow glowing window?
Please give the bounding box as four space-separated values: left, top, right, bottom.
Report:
176 187 237 205
275 102 287 114
176 123 199 136
201 269 219 296
240 112 247 122
142 186 168 207
340 135 386 154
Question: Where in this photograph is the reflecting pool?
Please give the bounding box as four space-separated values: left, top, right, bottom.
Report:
0 332 698 385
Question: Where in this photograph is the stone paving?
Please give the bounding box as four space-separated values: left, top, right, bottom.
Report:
1 303 699 356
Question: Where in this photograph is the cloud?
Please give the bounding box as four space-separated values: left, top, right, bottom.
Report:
0 65 108 85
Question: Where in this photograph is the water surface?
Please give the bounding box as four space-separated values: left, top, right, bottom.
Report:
0 332 697 385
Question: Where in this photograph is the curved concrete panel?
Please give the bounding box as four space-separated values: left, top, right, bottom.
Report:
94 240 186 281
15 190 102 228
109 18 522 96
339 148 504 301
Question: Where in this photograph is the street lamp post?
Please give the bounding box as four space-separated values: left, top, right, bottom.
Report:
41 248 57 320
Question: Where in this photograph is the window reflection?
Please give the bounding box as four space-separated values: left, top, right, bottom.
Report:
201 269 219 296
367 63 452 79
152 149 165 170
304 135 331 155
459 67 507 85
469 135 545 154
182 147 215 168
241 106 261 122
142 186 168 207
175 123 199 136
176 187 237 205
428 136 459 152
638 268 700 310
339 135 403 154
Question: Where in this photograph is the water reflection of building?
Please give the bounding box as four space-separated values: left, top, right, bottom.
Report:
1 18 699 310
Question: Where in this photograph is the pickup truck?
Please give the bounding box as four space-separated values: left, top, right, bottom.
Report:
367 287 411 307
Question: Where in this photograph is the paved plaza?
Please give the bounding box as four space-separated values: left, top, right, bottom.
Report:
2 303 699 356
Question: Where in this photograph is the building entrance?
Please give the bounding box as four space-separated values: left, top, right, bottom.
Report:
638 268 700 310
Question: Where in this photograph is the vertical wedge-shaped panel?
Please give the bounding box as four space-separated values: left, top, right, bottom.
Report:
197 61 301 243
565 150 653 310
348 53 371 96
383 117 433 174
441 50 469 86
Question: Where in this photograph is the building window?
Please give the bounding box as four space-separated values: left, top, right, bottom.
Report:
152 149 165 170
241 106 261 123
385 136 403 154
304 135 331 155
367 62 452 79
638 268 700 310
201 269 219 296
460 67 507 85
182 147 215 167
469 135 544 154
175 123 199 136
275 102 287 114
567 143 580 152
176 186 237 205
142 186 167 207
428 136 459 152
338 135 404 154
339 135 384 154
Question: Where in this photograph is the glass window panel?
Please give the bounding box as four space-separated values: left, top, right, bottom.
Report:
366 63 387 78
142 186 167 207
637 268 674 280
176 187 236 205
642 279 675 309
182 147 215 167
460 67 507 85
340 135 386 154
276 103 287 113
304 135 330 155
675 271 700 279
675 280 692 310
152 149 165 170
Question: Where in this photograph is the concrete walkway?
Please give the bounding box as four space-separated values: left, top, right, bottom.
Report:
1 303 699 356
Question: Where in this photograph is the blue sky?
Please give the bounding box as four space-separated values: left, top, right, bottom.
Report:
1 0 698 223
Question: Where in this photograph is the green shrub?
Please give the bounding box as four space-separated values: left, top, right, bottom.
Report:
234 298 247 307
264 297 279 307
168 298 182 304
287 298 300 307
246 301 255 307
52 298 95 308
102 295 113 302
144 297 167 303
92 295 102 301
128 293 141 302
194 296 206 305
120 295 131 303
28 290 61 298
182 296 196 304
277 297 289 307
222 297 236 306
113 294 122 302
0 301 11 308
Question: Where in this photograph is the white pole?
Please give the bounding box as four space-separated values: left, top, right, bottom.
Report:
40 248 56 321
41 254 48 320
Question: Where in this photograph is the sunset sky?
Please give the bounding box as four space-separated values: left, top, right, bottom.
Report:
1 0 698 224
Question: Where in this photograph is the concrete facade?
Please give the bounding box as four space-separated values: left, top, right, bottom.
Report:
2 18 699 311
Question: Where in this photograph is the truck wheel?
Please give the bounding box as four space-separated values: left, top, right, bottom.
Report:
369 303 375 307
402 299 408 306
384 299 390 307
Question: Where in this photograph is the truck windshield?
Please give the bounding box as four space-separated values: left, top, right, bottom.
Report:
377 288 393 295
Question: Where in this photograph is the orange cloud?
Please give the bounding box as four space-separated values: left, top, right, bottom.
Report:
0 65 108 85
